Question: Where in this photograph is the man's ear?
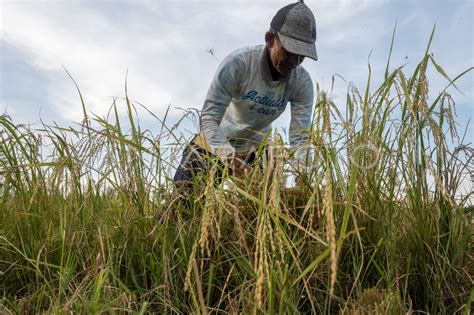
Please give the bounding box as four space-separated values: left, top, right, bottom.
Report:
265 31 276 48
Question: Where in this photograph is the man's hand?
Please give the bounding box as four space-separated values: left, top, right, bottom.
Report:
232 156 252 178
294 175 305 188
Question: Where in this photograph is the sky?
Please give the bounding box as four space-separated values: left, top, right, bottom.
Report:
0 0 473 140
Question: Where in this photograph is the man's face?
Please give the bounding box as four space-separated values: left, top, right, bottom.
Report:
268 38 305 76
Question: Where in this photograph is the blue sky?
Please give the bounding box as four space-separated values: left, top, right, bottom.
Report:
1 0 473 140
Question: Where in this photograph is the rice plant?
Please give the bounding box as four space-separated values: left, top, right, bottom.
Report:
1 29 473 314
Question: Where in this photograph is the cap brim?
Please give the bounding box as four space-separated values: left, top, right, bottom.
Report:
278 32 318 61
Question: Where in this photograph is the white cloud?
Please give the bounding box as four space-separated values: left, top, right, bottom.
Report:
315 0 387 24
1 1 202 121
0 0 472 134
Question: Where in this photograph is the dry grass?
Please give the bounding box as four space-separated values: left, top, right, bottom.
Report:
1 29 473 313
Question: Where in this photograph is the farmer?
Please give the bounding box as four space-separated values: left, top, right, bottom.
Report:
173 0 317 191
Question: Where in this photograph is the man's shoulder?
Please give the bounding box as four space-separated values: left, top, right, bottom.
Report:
226 45 264 62
291 64 312 86
294 64 312 80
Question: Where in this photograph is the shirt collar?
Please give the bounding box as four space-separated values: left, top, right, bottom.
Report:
259 45 290 83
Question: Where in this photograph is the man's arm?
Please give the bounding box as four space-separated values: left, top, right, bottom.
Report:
200 54 244 160
289 70 314 175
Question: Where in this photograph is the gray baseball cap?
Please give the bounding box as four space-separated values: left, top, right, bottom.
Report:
270 1 318 61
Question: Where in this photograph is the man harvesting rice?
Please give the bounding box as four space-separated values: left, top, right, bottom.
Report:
173 0 318 191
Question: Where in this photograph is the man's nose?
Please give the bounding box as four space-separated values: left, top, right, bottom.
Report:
286 52 303 65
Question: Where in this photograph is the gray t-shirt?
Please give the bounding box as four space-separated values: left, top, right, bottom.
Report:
201 44 314 159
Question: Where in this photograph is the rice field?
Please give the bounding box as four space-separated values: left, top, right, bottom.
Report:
1 30 473 314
